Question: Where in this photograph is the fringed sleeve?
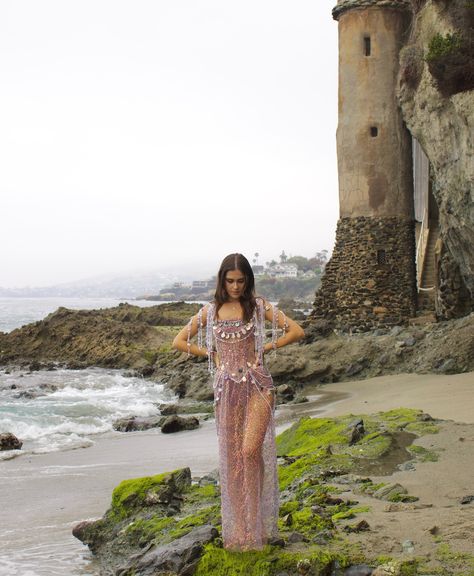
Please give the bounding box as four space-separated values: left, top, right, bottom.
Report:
205 302 216 375
185 302 215 371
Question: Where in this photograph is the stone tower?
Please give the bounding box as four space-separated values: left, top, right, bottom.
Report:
313 0 417 331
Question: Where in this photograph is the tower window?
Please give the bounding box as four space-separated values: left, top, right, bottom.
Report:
377 249 386 265
364 36 371 56
370 126 378 137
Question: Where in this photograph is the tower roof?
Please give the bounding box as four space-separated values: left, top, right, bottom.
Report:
332 0 411 21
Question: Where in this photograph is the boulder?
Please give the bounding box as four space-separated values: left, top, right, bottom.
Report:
276 383 295 401
113 415 165 432
0 432 23 451
161 415 200 434
115 524 218 576
158 403 179 415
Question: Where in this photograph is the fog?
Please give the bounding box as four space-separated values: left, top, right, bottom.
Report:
0 0 339 288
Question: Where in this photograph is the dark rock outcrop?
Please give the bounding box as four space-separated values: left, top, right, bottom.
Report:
0 432 23 451
116 524 218 576
113 415 166 432
161 415 200 434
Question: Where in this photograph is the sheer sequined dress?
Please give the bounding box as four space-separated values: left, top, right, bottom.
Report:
191 298 280 551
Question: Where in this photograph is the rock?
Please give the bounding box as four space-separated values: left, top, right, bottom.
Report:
428 525 440 535
73 468 193 557
398 1 474 317
344 565 373 576
372 328 387 336
13 389 46 399
38 382 59 392
372 563 400 576
28 361 43 371
0 432 23 451
282 513 293 527
373 483 408 501
398 461 416 472
373 306 388 315
267 536 285 547
403 336 416 347
160 415 200 434
158 403 178 415
343 520 370 533
116 524 218 576
402 539 415 554
323 495 344 505
287 531 309 543
113 415 165 432
345 362 364 377
435 357 458 374
72 518 104 549
460 495 474 505
390 326 404 336
289 394 309 404
276 383 295 401
348 418 365 445
198 469 219 486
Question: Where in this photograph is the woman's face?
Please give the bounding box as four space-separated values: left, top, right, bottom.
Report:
224 269 246 301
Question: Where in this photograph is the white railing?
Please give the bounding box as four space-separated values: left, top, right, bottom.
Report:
415 219 430 290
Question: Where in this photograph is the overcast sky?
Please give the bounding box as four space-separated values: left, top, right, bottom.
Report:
0 1 339 288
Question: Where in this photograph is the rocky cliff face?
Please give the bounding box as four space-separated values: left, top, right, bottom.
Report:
398 0 474 319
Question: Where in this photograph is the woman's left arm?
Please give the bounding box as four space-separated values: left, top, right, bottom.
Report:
262 299 305 353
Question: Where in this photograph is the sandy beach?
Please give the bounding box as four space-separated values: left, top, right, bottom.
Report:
1 370 473 575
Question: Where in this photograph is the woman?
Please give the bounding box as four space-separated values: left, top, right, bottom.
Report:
172 253 305 551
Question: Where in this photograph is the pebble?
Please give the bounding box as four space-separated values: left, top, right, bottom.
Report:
402 539 415 553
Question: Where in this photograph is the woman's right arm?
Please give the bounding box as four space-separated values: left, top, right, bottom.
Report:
172 305 209 357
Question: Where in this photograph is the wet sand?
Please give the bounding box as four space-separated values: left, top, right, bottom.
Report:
317 371 474 423
1 371 473 575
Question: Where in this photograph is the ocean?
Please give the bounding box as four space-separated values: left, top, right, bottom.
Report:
0 297 189 576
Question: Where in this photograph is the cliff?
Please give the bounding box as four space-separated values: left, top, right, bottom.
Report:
398 0 474 318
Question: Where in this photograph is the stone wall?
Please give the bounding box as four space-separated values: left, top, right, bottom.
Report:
312 216 417 331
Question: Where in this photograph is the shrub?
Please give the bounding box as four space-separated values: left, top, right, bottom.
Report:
425 32 474 96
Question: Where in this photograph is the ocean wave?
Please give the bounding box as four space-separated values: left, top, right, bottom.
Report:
0 367 176 458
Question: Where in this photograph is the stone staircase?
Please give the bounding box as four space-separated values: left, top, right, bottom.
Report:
417 224 439 311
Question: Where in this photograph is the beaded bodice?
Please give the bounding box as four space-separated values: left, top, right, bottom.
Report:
213 318 262 384
189 297 280 377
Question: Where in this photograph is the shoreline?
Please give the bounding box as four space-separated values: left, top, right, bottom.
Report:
1 370 473 575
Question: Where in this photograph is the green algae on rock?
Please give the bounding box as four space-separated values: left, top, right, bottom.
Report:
72 408 444 575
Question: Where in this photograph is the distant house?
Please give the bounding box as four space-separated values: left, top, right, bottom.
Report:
252 265 265 276
192 280 208 288
266 263 298 278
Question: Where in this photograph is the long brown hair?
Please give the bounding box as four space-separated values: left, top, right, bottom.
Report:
214 253 256 322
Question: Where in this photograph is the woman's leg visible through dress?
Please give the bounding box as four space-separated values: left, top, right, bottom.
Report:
241 387 274 548
221 383 247 549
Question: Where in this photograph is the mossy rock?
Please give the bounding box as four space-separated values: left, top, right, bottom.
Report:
194 543 352 576
110 467 192 521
